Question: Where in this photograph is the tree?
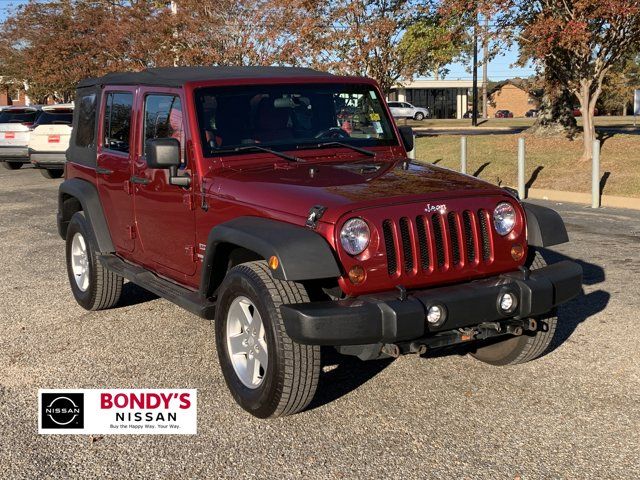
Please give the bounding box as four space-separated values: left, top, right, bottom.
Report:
0 0 172 100
440 0 640 160
0 0 470 101
598 55 640 115
270 0 468 93
399 16 471 80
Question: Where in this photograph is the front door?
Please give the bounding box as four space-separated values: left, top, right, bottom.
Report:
132 89 196 277
96 89 136 253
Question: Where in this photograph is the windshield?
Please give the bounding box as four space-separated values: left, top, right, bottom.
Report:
0 110 40 124
35 111 73 126
194 83 397 157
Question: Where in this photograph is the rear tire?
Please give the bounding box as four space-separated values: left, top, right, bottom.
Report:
40 168 63 179
470 249 558 366
2 161 22 170
215 261 320 418
65 212 123 311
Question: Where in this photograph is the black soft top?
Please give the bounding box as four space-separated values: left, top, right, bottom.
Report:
78 66 335 88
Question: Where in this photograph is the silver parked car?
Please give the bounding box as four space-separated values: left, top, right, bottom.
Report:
387 101 430 121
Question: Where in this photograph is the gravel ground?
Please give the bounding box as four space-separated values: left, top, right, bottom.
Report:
0 167 638 479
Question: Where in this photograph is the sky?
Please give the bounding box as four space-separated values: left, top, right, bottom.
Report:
0 0 536 82
445 44 536 81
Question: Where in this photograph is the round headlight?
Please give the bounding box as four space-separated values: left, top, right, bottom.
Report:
340 218 370 256
493 202 516 236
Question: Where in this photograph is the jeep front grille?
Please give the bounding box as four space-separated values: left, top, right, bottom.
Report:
382 209 494 276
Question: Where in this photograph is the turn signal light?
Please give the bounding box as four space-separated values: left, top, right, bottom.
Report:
348 265 366 285
511 243 525 261
268 256 279 270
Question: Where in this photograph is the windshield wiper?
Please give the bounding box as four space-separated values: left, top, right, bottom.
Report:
215 145 303 163
307 141 376 157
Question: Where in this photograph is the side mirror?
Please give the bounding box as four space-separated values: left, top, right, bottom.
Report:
145 138 190 188
146 137 181 168
397 126 414 153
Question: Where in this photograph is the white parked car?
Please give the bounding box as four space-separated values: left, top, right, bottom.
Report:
0 106 42 170
387 101 430 121
28 104 74 179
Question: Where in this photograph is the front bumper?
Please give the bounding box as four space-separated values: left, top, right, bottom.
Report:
29 149 66 167
0 146 29 162
281 260 583 346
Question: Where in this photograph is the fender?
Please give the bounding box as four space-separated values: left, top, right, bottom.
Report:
200 216 342 298
57 178 115 253
522 202 569 247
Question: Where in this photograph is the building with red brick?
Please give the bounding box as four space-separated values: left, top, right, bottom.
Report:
0 80 30 107
487 79 539 117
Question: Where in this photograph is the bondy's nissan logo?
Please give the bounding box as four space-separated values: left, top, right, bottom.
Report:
41 393 84 429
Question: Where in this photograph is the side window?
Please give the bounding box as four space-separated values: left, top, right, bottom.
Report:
75 93 96 147
143 94 184 164
103 92 133 153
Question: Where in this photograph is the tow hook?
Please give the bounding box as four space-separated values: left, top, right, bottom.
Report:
381 344 400 358
506 324 524 336
458 328 478 342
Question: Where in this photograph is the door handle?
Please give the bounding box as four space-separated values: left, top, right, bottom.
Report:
96 167 113 175
130 176 150 185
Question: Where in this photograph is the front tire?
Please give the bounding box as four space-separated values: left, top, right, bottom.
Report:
65 212 123 311
215 261 320 418
470 249 558 366
40 168 64 179
414 112 425 121
2 161 22 170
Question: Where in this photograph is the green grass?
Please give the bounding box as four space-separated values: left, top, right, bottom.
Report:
401 116 640 129
415 133 640 198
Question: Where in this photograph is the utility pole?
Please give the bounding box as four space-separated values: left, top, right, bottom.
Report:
472 9 478 127
482 16 489 119
170 1 178 67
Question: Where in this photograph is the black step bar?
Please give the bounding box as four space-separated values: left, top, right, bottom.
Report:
99 254 216 319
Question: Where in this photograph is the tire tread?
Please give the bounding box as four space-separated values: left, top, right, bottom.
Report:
218 261 320 418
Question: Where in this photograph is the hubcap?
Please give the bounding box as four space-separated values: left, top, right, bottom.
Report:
226 296 268 389
71 232 90 292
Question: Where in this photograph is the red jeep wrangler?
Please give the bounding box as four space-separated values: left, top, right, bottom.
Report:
57 67 582 418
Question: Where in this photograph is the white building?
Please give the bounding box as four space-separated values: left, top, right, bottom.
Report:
388 79 472 119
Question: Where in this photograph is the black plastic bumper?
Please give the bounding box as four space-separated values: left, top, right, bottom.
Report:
280 260 583 346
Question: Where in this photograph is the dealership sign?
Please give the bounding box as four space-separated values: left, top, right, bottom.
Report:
39 389 197 434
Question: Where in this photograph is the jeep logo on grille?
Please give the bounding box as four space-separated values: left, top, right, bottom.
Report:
425 203 447 214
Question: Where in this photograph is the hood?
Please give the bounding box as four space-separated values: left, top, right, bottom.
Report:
206 160 506 224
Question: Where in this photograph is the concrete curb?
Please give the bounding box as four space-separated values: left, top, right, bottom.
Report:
527 188 640 211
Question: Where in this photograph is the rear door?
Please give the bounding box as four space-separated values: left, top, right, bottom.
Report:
96 88 136 253
29 109 74 154
132 88 196 277
387 102 401 118
399 102 413 118
0 109 40 148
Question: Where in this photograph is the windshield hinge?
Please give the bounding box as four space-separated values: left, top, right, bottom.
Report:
306 205 327 230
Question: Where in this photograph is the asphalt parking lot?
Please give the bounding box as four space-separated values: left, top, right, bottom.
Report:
0 166 638 479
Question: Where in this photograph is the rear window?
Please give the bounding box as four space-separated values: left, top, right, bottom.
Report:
35 111 73 126
0 110 40 124
103 92 133 153
75 94 97 147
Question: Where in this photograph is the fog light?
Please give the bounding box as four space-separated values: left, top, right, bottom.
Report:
426 305 445 325
348 265 366 285
499 292 517 313
511 243 525 261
